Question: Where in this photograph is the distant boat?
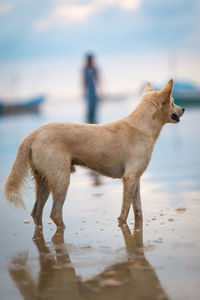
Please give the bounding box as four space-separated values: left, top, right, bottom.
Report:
171 81 200 105
0 95 45 115
155 81 200 106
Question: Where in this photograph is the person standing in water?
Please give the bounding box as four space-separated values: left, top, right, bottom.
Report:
83 53 101 185
83 53 99 124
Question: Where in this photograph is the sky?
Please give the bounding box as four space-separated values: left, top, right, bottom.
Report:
0 0 199 61
0 0 199 98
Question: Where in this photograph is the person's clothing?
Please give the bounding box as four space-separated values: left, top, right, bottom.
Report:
84 67 98 124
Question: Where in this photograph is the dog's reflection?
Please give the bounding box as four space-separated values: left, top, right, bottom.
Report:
9 221 168 300
9 228 79 299
80 220 168 300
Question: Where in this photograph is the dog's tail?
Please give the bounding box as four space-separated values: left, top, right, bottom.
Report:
4 136 33 209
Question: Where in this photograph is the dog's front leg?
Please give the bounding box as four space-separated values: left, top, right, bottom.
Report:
118 174 139 224
132 181 143 220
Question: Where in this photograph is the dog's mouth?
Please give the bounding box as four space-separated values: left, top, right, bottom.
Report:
171 113 180 122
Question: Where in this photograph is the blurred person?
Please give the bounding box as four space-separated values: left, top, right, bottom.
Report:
83 53 99 124
83 53 101 185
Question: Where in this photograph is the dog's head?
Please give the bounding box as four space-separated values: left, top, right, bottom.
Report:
143 79 185 124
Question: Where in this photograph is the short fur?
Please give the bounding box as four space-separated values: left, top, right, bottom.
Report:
4 79 184 228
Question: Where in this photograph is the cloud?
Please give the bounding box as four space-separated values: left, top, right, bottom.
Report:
53 4 98 23
97 0 141 11
33 3 98 31
0 1 14 15
33 0 141 31
1 0 199 61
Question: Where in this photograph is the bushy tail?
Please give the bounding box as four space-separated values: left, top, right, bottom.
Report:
4 137 32 209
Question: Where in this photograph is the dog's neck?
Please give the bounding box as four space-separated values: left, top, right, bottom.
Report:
125 103 165 142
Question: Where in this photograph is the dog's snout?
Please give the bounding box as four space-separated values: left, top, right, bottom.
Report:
182 108 185 113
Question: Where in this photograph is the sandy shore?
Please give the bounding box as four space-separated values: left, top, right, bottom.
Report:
0 97 200 299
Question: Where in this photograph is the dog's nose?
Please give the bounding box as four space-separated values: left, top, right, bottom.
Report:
182 108 185 113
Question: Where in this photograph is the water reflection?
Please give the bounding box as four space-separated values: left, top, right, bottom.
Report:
9 228 79 299
8 221 168 300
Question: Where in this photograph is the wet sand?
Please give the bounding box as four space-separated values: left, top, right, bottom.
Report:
0 98 200 300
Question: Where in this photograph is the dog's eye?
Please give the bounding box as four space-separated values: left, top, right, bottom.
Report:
162 101 167 105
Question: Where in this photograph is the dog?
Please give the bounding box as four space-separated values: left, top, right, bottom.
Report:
4 79 184 228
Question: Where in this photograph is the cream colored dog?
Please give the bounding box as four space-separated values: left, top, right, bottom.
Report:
4 79 184 228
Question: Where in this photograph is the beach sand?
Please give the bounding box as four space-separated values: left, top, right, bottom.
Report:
0 96 200 300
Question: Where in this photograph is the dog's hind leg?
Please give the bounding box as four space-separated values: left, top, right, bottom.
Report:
31 170 50 227
132 181 143 220
50 167 70 228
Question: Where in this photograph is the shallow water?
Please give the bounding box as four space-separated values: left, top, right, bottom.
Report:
0 98 200 300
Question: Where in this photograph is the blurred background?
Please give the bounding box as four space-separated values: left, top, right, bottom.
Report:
0 0 200 105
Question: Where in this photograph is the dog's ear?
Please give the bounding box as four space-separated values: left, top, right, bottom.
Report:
143 82 154 94
160 79 173 100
